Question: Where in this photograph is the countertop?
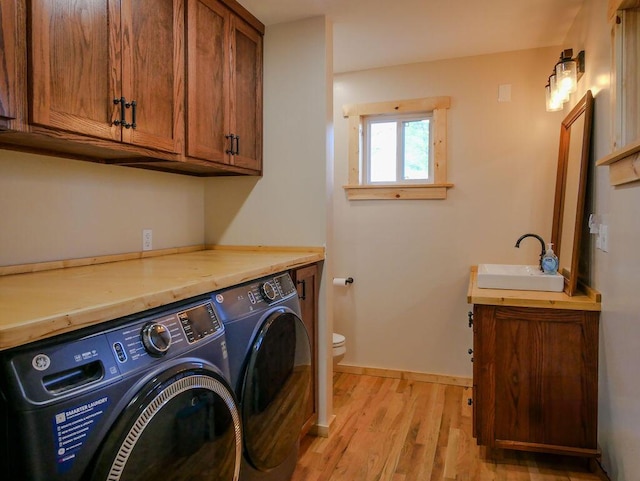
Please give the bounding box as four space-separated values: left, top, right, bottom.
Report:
467 266 601 311
0 246 324 351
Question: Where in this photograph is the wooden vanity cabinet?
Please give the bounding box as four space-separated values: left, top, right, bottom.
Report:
186 0 263 173
28 0 184 154
291 263 319 437
472 304 599 457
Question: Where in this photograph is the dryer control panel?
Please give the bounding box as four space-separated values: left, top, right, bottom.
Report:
212 273 298 321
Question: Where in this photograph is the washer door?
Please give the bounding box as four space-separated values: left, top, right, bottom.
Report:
241 311 311 471
88 366 241 481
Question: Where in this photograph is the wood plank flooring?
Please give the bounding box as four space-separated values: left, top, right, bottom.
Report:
292 372 607 481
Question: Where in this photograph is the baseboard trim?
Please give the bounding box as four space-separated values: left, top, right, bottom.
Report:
334 364 472 388
591 459 611 481
309 414 336 438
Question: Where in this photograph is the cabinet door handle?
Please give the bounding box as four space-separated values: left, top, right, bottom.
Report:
297 279 306 300
129 100 137 129
234 135 240 155
467 398 473 406
124 100 137 129
113 97 128 127
468 311 474 327
225 134 235 154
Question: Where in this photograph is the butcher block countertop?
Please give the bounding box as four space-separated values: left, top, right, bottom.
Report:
0 246 324 351
467 266 601 311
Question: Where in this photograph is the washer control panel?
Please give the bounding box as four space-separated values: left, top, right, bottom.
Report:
109 301 223 371
7 300 224 404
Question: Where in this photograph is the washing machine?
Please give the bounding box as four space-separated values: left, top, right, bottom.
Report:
211 272 311 481
0 294 242 481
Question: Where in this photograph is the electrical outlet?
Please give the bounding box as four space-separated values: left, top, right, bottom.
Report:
142 229 153 251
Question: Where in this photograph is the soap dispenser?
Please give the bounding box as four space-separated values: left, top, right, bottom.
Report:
541 243 559 274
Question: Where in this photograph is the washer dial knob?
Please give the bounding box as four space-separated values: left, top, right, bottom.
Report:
260 281 278 302
141 323 172 356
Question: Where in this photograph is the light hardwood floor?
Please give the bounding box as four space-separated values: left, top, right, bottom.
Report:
292 372 607 481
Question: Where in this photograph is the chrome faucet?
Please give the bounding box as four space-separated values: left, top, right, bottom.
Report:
515 233 546 272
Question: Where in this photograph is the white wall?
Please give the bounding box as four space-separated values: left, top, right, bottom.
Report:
0 150 204 265
204 16 334 427
332 48 563 377
564 1 640 479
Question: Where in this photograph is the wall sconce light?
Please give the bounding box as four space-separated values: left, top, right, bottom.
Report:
545 49 585 112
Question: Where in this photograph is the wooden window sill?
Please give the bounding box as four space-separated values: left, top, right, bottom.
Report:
343 183 454 200
596 138 640 186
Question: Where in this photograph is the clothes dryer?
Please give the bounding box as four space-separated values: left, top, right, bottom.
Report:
211 273 311 481
0 295 241 481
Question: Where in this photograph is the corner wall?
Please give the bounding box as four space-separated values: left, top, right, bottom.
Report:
564 1 640 479
204 16 334 428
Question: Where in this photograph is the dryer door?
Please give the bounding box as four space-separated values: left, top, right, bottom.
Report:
241 311 311 471
88 366 241 481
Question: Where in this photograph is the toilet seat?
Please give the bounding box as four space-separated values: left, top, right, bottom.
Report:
333 333 346 359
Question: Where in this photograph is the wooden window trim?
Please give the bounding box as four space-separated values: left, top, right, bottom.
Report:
342 96 453 200
597 1 640 186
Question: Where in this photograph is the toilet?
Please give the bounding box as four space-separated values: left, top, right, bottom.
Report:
332 333 346 365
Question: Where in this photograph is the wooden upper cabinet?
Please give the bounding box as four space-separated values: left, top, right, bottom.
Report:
186 0 231 163
29 0 183 153
230 16 262 171
186 0 262 172
0 0 24 130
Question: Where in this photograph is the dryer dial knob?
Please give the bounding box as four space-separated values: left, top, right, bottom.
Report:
141 323 172 356
260 281 278 302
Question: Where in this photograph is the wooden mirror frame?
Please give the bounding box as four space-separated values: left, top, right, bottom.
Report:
551 90 594 296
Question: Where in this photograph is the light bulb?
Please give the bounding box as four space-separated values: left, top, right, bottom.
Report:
556 59 577 96
545 84 563 112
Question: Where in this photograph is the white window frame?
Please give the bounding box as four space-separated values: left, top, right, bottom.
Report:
342 96 453 200
363 112 434 185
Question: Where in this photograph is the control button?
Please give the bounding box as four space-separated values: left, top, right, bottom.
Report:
141 323 172 357
260 281 278 302
113 342 127 363
248 291 256 304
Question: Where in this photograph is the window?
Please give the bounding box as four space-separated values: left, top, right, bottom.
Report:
343 96 452 200
364 113 433 184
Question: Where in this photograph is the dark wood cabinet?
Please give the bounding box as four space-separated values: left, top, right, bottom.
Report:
29 0 183 153
472 304 600 457
186 0 262 173
292 263 319 437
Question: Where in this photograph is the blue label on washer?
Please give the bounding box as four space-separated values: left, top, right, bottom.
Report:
52 396 110 473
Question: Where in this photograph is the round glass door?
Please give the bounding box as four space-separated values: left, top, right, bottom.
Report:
88 368 241 481
241 311 311 471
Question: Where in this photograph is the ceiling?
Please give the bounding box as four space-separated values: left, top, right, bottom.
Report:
237 0 584 73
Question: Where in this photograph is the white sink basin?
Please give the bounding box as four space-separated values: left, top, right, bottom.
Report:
477 264 564 292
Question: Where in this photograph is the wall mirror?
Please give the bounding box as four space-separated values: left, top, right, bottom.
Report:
551 90 594 296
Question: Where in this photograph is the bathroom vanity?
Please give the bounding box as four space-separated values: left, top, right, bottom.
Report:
467 266 601 459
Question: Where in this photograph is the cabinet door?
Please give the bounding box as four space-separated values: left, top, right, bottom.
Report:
0 0 23 130
293 264 318 436
185 0 230 163
229 16 262 172
30 0 121 140
122 0 183 153
474 305 599 454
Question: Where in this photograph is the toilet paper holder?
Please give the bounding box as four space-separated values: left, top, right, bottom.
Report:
333 277 354 286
